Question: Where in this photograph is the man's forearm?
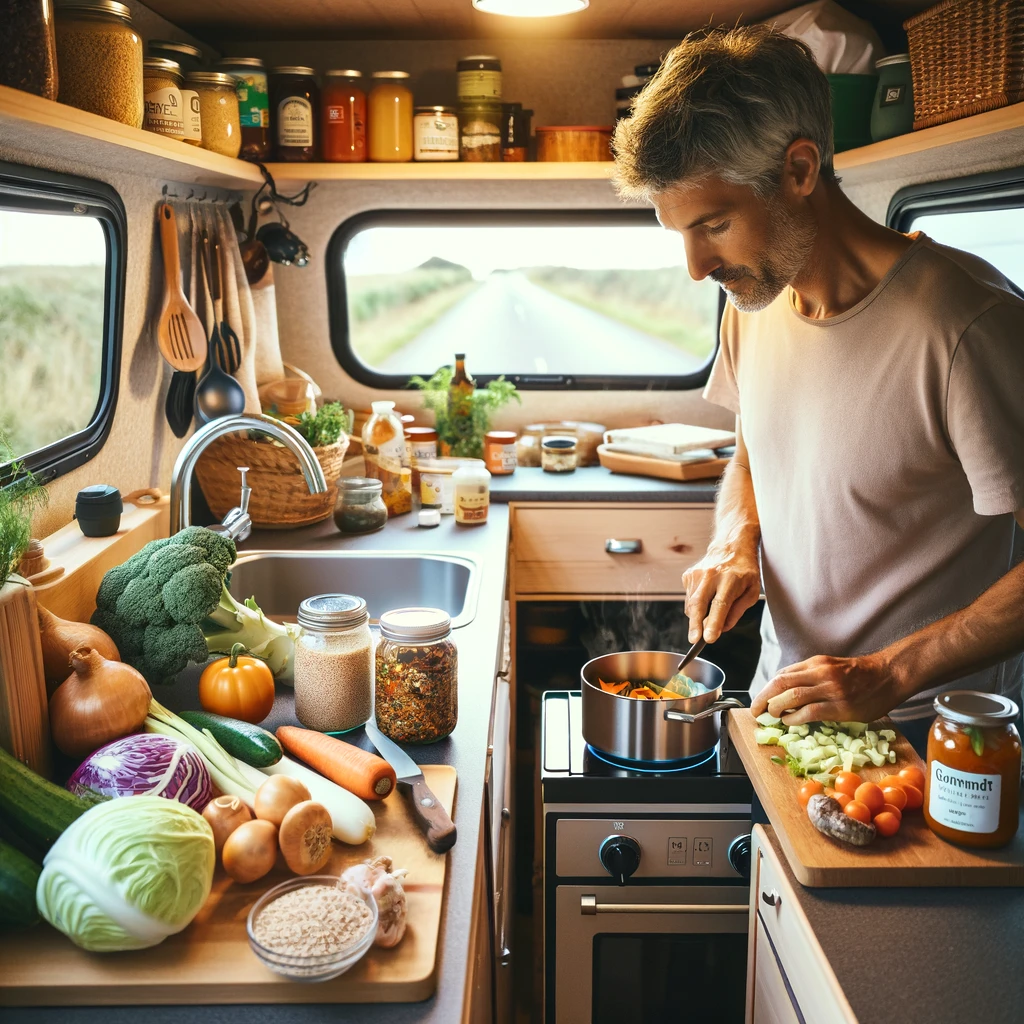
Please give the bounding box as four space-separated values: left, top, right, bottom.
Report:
710 453 760 556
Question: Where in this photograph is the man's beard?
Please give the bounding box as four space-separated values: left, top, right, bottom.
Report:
711 194 816 313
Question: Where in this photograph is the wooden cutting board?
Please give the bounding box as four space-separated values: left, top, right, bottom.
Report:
728 708 1024 887
0 765 456 1006
597 444 730 482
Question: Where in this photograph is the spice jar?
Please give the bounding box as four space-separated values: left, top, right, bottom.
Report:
406 426 439 462
270 65 318 161
362 400 412 517
218 57 271 160
333 478 388 535
417 458 457 513
457 54 502 103
459 101 502 162
484 430 517 475
142 57 184 140
376 608 458 744
542 435 577 473
2 0 59 100
148 39 202 72
322 69 366 162
453 463 490 525
294 595 373 734
368 71 413 162
870 54 914 143
185 72 241 157
414 106 459 161
55 0 143 128
500 103 532 162
924 691 1021 849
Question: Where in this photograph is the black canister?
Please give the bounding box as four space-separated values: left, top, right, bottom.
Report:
75 484 123 537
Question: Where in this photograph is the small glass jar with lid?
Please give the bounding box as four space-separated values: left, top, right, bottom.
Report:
368 71 414 162
453 462 490 525
217 57 271 160
142 57 184 139
294 595 373 734
185 71 241 157
334 477 388 535
414 106 459 161
541 435 577 473
484 430 517 475
270 65 319 161
322 70 367 162
924 691 1021 849
375 608 458 744
55 1 144 127
459 101 502 162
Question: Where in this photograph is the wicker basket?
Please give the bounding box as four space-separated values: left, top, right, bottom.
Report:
194 432 350 529
904 0 1024 130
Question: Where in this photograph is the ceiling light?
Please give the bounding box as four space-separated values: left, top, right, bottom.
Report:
472 0 589 17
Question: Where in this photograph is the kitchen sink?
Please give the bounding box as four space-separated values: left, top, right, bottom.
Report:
226 550 480 629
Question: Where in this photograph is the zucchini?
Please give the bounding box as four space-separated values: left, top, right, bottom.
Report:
179 710 282 767
0 747 105 859
0 837 41 929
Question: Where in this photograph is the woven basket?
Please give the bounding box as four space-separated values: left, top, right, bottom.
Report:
194 432 349 529
904 0 1024 130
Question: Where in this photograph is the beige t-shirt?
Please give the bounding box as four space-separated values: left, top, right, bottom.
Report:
704 233 1024 721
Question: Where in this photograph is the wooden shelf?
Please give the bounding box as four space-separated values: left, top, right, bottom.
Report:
265 160 616 181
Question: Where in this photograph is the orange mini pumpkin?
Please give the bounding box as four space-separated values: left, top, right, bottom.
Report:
199 643 275 723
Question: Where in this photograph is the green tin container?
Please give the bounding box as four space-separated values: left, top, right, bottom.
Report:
870 54 914 143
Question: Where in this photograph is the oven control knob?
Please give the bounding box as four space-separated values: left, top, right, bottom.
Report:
599 835 641 886
727 834 752 880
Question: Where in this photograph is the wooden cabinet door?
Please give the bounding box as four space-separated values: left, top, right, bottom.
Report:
751 916 803 1024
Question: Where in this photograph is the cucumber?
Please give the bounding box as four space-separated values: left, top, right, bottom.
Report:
0 747 105 859
0 838 41 929
179 711 282 767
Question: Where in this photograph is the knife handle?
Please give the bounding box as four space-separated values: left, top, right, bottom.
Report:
401 778 457 853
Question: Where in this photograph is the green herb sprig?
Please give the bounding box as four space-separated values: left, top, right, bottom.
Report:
265 402 353 448
0 431 47 584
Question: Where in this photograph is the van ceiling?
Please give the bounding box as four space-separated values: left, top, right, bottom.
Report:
144 0 936 43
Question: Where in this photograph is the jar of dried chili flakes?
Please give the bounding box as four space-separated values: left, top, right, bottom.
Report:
375 608 457 744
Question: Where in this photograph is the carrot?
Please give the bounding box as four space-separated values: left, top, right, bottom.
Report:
275 726 397 801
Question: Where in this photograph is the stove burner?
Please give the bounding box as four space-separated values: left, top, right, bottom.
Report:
584 742 717 774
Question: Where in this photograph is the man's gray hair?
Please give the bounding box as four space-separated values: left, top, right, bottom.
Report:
613 26 836 201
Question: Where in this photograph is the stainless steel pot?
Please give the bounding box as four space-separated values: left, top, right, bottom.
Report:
581 650 744 763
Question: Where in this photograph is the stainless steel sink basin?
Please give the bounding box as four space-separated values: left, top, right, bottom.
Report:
227 550 479 629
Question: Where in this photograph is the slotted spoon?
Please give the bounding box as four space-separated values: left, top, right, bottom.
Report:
156 203 207 373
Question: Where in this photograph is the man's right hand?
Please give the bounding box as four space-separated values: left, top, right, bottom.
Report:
682 543 761 644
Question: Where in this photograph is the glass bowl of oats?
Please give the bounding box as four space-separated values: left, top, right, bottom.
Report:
247 875 378 981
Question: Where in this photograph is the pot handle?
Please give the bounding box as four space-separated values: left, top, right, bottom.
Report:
665 698 745 725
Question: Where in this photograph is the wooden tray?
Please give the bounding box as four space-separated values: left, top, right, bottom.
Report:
597 444 730 482
728 709 1024 887
0 765 456 1006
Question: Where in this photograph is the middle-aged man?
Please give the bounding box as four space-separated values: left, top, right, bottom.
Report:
613 26 1024 743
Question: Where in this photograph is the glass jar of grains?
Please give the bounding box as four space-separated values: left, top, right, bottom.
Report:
294 594 373 734
542 435 578 473
375 608 458 743
459 101 502 162
1 0 59 100
55 1 143 128
185 71 241 157
142 57 184 140
217 57 271 160
333 478 388 535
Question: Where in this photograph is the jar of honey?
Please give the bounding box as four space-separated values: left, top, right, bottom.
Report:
924 691 1021 848
484 430 517 475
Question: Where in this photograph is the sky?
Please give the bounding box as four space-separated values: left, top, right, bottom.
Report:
0 210 106 267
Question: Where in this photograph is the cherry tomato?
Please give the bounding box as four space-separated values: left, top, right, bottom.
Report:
873 811 901 838
880 803 902 821
878 774 905 791
899 766 926 791
844 800 872 825
901 783 924 810
824 787 837 798
798 780 825 808
854 782 885 815
834 771 862 798
832 791 853 809
882 785 908 810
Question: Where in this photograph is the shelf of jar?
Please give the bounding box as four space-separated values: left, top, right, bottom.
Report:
264 161 617 181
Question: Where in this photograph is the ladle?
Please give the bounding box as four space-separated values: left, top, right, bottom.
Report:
193 334 245 426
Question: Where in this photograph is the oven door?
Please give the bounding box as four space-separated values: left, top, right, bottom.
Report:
553 884 749 1024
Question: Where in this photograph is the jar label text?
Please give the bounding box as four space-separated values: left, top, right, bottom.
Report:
929 759 1001 833
144 86 184 135
277 96 313 146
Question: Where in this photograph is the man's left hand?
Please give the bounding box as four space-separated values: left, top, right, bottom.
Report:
750 652 908 725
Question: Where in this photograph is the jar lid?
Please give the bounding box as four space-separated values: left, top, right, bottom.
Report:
542 436 577 449
185 71 237 87
458 55 502 70
372 71 410 79
144 57 183 78
149 40 203 61
934 690 1020 727
298 593 368 631
75 484 123 511
875 53 911 68
486 430 517 442
270 66 317 76
379 607 452 643
217 57 266 70
57 0 132 19
536 125 613 132
325 69 363 77
406 426 439 439
418 508 441 528
339 476 383 493
415 105 458 115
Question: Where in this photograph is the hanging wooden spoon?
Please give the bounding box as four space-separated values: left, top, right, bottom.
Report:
156 203 207 373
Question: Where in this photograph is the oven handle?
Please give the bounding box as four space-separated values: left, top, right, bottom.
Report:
581 894 748 915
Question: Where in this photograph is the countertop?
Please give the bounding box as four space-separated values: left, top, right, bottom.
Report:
763 826 1024 1024
8 508 510 1024
489 464 719 503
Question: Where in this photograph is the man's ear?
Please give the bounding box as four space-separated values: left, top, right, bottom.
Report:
782 138 821 198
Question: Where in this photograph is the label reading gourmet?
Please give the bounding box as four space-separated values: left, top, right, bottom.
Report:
928 759 1002 834
277 96 313 146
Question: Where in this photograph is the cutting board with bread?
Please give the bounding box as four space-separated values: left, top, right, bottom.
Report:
598 423 735 481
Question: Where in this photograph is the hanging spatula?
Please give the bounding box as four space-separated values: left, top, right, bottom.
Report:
156 204 207 373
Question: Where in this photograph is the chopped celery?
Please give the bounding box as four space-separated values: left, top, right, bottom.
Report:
879 729 896 741
755 712 782 727
753 715 898 778
842 722 868 738
755 727 785 745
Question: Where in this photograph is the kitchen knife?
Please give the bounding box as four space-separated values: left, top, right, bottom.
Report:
364 722 457 854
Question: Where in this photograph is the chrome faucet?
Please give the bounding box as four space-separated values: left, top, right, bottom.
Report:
169 413 328 537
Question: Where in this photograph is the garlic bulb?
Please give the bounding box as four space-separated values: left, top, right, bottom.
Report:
341 855 408 948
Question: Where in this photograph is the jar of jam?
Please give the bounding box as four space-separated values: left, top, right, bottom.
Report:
270 65 318 161
368 71 413 162
321 69 366 162
484 430 517 475
217 57 271 160
924 691 1021 848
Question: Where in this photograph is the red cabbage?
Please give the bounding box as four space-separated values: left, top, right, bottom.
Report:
67 734 213 811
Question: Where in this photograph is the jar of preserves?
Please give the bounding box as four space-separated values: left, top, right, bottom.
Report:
375 608 457 744
457 54 501 103
406 426 439 462
453 463 490 525
270 65 318 161
185 71 241 157
294 594 373 734
217 57 271 160
542 435 577 473
459 101 502 162
148 39 202 72
924 691 1021 848
414 105 459 161
55 1 143 127
333 477 387 535
362 400 412 517
2 0 59 100
321 69 366 162
484 430 517 475
368 71 413 162
142 57 184 140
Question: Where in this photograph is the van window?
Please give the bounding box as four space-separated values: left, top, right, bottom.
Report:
0 164 124 483
328 210 722 390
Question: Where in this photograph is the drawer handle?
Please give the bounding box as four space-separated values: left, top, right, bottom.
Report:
581 894 748 915
761 889 781 908
606 538 643 555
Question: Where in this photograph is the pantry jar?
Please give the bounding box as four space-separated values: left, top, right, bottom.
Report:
333 477 388 535
368 71 413 162
541 435 578 473
459 101 502 162
185 71 241 157
924 691 1021 848
362 400 412 517
294 594 373 734
178 75 202 146
453 463 490 525
2 0 59 100
414 106 459 161
142 57 184 140
870 54 914 143
457 54 502 103
321 69 366 162
270 65 319 161
218 57 271 160
484 430 517 475
148 39 202 72
55 0 143 128
375 608 458 744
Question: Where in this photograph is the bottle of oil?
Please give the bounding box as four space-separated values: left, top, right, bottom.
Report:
448 353 475 454
361 400 412 517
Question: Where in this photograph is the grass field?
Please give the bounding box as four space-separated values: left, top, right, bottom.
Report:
0 265 105 460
